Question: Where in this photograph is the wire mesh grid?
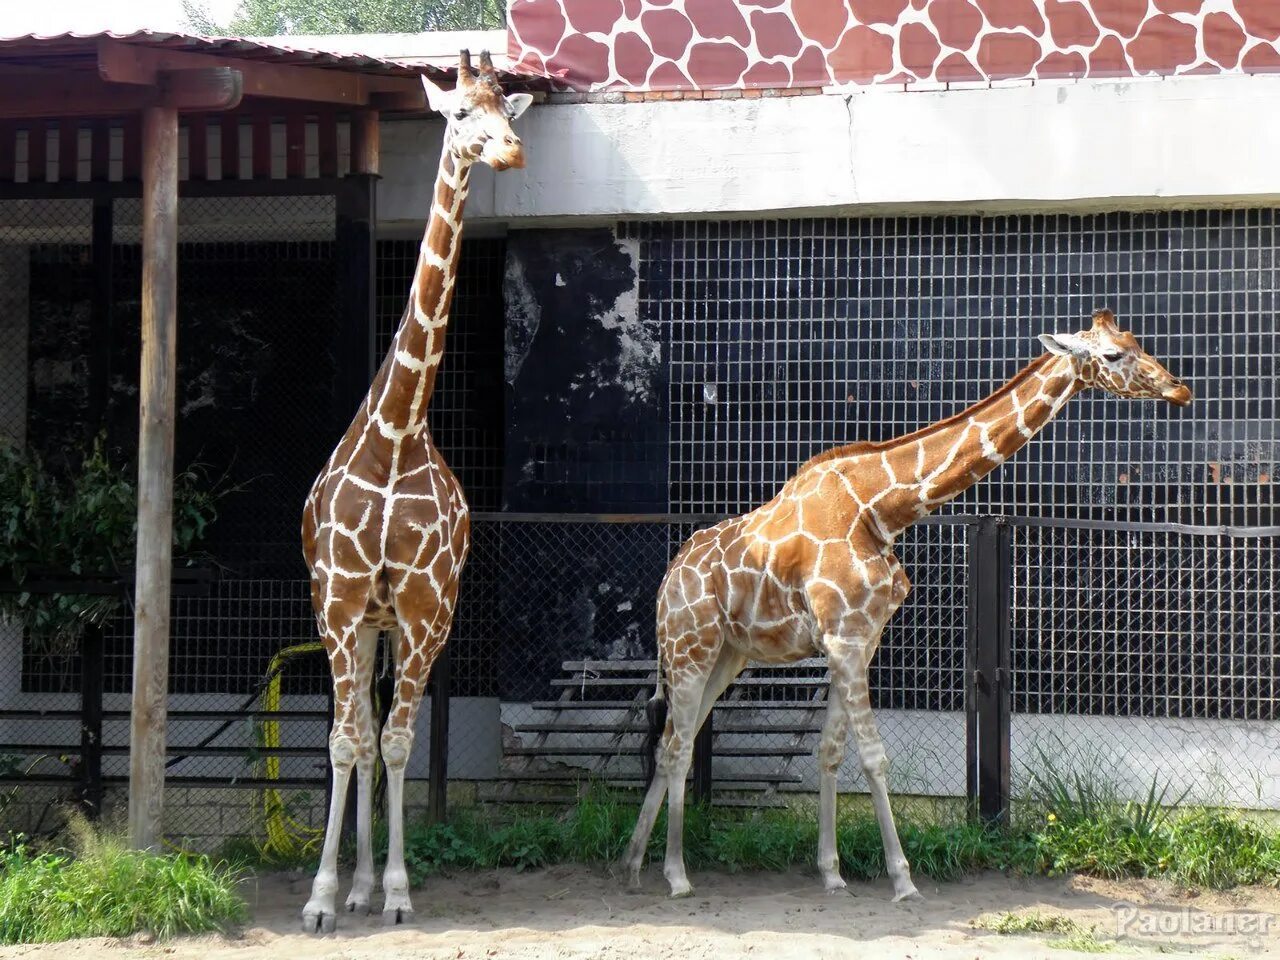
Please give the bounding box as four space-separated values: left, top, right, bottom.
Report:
376 237 507 512
636 210 1277 527
1010 524 1280 810
451 517 968 814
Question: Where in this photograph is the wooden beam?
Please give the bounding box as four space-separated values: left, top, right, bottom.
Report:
285 111 305 178
27 121 46 183
349 109 379 176
58 121 78 182
219 114 241 179
187 115 207 181
98 37 421 107
0 121 17 183
0 72 240 120
128 104 178 853
160 68 243 112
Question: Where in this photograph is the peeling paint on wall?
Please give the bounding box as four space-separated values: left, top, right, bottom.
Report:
502 226 667 514
503 252 541 386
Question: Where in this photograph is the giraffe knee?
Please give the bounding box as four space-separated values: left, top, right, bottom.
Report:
329 730 358 769
380 730 414 771
860 744 889 781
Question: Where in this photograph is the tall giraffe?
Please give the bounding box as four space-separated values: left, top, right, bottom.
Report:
623 309 1192 900
300 51 531 933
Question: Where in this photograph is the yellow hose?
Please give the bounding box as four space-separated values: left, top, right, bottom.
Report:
259 641 326 860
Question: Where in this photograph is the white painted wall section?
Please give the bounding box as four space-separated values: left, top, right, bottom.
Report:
378 75 1280 229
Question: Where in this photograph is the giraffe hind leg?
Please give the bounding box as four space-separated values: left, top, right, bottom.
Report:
661 640 743 898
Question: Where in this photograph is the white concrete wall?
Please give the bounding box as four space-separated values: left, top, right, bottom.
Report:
499 704 1280 810
378 75 1280 230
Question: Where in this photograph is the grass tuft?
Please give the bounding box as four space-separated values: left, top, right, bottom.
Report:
974 909 1081 934
974 910 1115 953
0 816 245 944
222 774 1280 895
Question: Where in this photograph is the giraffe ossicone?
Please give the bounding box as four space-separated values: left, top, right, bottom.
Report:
622 308 1191 900
299 49 530 935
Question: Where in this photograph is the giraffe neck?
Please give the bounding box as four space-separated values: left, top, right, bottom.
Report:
839 353 1082 538
367 144 471 438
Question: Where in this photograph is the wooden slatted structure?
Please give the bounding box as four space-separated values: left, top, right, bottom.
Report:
0 29 543 850
484 659 833 807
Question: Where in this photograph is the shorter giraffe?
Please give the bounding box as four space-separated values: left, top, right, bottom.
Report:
622 309 1191 900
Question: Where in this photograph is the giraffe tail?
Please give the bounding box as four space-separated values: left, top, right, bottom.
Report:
641 680 667 786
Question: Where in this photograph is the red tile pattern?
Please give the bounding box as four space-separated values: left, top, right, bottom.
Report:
507 0 1280 89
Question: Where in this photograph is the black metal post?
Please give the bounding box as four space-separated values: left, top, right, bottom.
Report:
88 197 114 433
333 173 377 837
78 624 104 818
334 172 378 426
691 710 714 804
426 647 451 823
966 516 1011 825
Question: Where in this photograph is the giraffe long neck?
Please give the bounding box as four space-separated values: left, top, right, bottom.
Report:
848 353 1082 537
367 143 471 437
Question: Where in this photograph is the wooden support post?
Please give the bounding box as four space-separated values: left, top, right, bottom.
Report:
334 171 377 423
426 648 450 824
965 517 1012 826
692 710 714 805
349 109 379 176
128 105 179 852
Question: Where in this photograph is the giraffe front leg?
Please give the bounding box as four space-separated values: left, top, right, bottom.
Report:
303 622 377 933
345 629 382 915
380 619 446 926
828 636 921 903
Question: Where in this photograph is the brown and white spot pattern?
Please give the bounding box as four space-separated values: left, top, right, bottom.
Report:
508 0 1280 89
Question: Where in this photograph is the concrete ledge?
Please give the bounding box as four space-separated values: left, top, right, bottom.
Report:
378 75 1280 230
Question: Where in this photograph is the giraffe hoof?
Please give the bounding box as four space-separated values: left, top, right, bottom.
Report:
823 876 848 894
301 909 336 934
345 897 369 914
893 885 923 903
382 906 414 926
667 880 694 899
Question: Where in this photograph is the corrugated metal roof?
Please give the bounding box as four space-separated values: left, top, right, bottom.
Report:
0 29 528 82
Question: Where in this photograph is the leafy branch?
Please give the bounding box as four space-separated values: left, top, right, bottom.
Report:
0 435 228 654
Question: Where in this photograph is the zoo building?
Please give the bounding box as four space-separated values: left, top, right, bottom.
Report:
0 5 1276 856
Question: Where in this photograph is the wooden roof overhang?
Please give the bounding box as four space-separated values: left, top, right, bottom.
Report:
0 31 543 192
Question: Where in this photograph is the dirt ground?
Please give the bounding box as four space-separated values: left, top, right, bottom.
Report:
2 867 1278 960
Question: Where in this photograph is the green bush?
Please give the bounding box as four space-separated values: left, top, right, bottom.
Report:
0 436 226 655
0 824 245 944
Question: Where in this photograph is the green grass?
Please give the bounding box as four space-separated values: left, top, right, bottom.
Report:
219 773 1280 894
974 910 1115 953
1019 751 1280 889
974 909 1081 934
0 818 245 944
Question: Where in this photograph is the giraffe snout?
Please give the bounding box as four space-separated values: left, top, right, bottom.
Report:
1163 382 1193 406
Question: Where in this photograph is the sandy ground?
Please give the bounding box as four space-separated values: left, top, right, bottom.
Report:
2 866 1278 960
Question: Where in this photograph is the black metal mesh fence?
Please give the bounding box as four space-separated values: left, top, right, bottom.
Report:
446 516 969 816
1 198 1278 853
1011 524 1280 810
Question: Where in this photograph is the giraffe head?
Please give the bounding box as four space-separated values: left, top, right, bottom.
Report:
420 50 532 171
1039 309 1192 407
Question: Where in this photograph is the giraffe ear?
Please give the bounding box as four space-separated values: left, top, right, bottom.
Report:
421 75 457 116
505 93 533 120
1039 332 1092 359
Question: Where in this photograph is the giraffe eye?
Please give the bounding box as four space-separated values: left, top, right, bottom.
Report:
1100 350 1124 363
453 109 469 121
